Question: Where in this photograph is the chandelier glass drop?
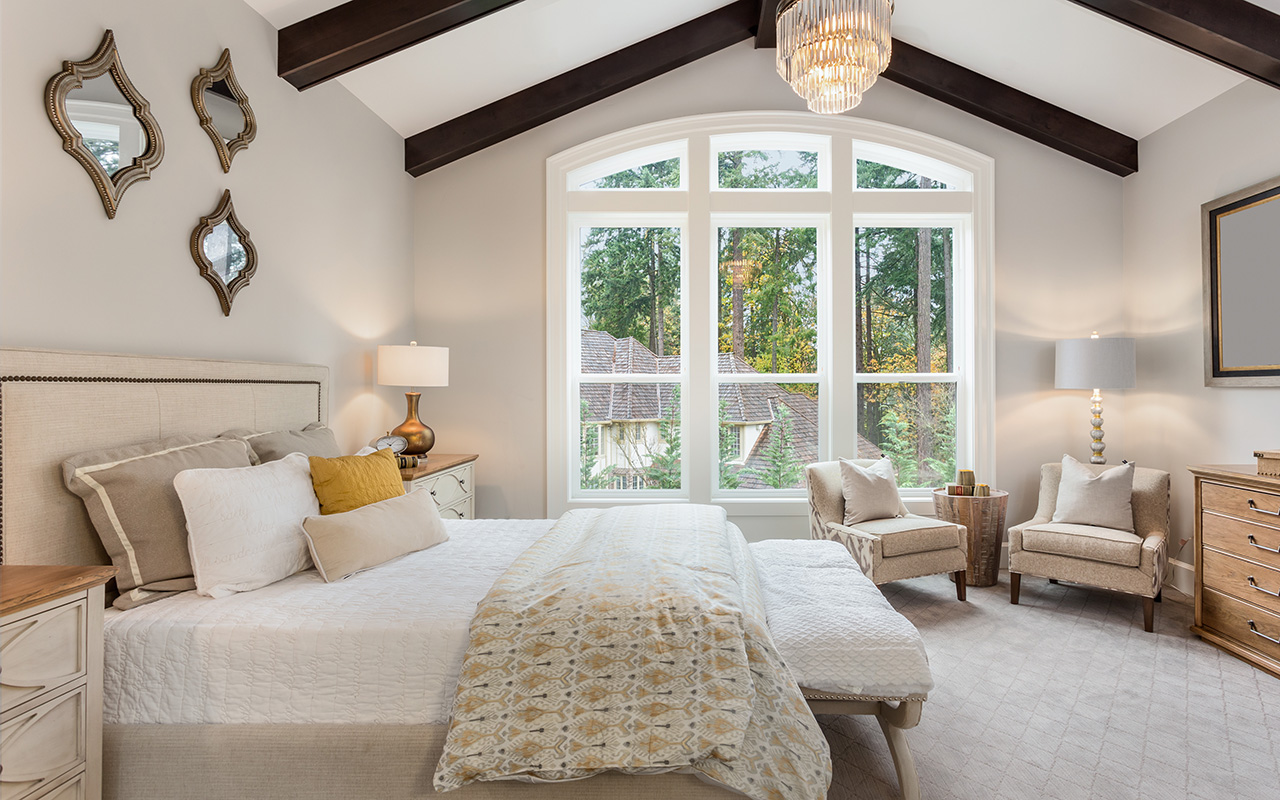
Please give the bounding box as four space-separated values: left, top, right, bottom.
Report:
776 0 894 115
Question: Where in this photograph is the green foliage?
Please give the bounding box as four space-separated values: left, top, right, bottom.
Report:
856 160 947 190
742 405 804 489
84 137 120 174
581 226 681 356
718 401 742 490
578 399 609 490
718 150 818 189
586 158 681 189
877 410 917 487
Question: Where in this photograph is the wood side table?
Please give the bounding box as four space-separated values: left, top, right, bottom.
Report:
932 489 1009 587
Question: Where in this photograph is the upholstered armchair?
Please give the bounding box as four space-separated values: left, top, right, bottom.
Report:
1009 462 1171 632
806 460 969 600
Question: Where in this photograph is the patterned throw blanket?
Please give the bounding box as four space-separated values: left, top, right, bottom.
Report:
434 504 831 799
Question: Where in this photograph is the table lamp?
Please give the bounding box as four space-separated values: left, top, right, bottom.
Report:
1055 333 1135 465
377 342 449 456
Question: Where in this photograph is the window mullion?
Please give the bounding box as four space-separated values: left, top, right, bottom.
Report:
830 132 857 463
685 134 713 505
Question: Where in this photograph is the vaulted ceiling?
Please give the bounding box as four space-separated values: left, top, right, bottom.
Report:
244 0 1280 175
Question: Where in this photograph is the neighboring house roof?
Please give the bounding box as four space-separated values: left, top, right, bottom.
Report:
580 330 881 485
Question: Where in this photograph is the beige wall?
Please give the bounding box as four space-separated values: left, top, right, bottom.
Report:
414 42 1127 536
1122 79 1280 591
0 0 416 451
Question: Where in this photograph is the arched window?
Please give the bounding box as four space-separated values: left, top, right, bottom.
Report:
547 112 994 518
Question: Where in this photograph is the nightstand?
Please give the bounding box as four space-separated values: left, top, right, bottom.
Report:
401 454 478 520
1 564 116 800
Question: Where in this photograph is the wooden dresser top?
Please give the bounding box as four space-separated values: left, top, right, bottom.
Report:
1 565 116 616
401 453 478 481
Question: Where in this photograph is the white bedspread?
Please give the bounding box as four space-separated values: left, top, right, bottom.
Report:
104 523 932 725
103 518 555 725
750 539 934 699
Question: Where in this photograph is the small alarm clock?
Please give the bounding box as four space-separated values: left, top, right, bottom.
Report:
373 434 409 454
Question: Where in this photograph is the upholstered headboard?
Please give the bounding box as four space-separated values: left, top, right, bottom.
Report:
0 348 328 567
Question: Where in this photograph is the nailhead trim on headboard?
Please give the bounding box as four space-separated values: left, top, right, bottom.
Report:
0 376 323 564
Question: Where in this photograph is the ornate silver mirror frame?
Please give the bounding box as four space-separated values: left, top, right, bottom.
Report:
45 30 164 219
191 49 256 173
191 190 258 316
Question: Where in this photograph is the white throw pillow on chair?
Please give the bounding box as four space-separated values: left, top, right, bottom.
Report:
1051 454 1135 532
840 457 902 526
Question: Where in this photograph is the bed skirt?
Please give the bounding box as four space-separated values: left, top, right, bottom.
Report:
103 724 743 800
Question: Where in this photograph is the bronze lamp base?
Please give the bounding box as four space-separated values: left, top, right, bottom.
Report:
392 392 436 456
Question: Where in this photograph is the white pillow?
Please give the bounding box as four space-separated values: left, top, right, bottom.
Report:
1051 454 1135 532
302 489 449 582
174 452 318 598
840 457 903 526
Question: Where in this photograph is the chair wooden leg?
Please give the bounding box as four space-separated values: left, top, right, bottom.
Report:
1155 590 1162 603
1010 572 1021 605
1143 596 1155 633
954 571 967 601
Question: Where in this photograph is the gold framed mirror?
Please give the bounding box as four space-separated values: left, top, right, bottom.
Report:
192 49 256 173
191 190 258 316
45 30 164 219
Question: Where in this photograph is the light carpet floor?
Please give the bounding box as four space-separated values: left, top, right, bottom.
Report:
819 573 1280 799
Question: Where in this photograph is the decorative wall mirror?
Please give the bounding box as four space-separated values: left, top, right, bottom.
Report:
1203 174 1280 386
192 49 256 173
191 190 257 316
45 30 164 219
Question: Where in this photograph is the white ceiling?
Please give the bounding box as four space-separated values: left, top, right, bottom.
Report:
244 0 1274 141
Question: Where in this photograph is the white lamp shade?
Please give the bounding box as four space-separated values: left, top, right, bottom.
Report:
1055 337 1136 390
377 344 449 388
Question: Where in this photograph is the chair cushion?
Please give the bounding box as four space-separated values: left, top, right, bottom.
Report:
1021 522 1143 567
840 457 901 525
848 516 963 557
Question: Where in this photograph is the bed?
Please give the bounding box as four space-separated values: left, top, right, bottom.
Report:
0 347 931 800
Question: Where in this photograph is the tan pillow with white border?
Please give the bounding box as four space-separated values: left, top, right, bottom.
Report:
301 489 449 582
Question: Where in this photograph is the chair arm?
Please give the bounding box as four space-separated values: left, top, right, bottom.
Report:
824 521 881 574
1006 516 1051 553
1139 531 1167 578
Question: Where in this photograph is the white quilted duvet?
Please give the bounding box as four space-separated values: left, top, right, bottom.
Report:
750 539 934 699
103 523 932 725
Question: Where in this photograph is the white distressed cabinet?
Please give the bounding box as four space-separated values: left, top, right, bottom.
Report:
1 566 115 800
401 454 477 520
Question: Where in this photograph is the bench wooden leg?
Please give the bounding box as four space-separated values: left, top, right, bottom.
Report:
1143 596 1155 633
1010 572 1021 604
877 701 922 800
954 571 966 601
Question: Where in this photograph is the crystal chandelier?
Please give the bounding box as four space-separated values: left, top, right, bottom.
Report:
776 0 894 115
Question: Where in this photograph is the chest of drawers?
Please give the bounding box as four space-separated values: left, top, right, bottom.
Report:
1 566 115 800
401 454 477 520
1190 466 1280 677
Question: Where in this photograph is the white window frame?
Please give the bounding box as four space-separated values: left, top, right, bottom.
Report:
548 111 995 518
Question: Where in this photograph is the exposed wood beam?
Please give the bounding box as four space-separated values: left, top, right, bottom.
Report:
279 0 529 91
756 0 780 49
405 0 759 176
1065 0 1280 90
882 40 1138 176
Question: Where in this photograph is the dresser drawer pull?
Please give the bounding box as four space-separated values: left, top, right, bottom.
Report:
1247 499 1280 516
1248 534 1280 554
1249 620 1280 645
1248 576 1280 598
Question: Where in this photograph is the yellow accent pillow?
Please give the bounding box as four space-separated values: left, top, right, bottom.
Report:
309 448 405 515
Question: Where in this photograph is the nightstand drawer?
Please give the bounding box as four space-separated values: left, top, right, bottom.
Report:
28 768 84 800
0 684 86 800
1201 588 1280 665
415 464 473 509
438 496 474 521
1 599 86 712
1203 511 1280 570
1203 548 1280 616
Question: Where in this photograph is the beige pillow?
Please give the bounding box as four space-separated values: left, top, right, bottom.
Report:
840 457 903 526
63 435 254 609
1052 455 1135 532
302 489 449 582
220 422 341 465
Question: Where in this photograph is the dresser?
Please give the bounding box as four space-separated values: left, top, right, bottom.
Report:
1 565 116 800
401 454 478 520
1190 465 1280 678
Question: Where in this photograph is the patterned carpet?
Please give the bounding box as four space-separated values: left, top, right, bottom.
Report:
818 573 1280 799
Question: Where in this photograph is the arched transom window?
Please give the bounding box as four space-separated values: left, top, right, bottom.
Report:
547 112 994 518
